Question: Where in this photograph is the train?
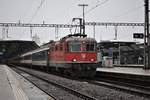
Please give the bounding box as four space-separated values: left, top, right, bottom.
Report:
10 33 98 77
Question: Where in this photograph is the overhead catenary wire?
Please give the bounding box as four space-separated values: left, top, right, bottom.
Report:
67 0 109 24
67 0 109 34
24 0 46 40
53 0 79 20
29 0 46 23
84 0 109 15
84 1 143 41
110 5 143 21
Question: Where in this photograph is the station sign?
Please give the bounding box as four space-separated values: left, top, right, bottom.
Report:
133 33 144 39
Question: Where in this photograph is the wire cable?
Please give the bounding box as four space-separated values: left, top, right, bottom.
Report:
22 0 46 39
84 0 109 15
67 0 109 25
29 0 46 23
110 5 143 20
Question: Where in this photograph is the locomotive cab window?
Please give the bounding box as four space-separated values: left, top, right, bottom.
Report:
68 41 81 52
86 42 96 52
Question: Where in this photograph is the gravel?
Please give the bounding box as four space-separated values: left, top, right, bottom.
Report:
13 68 83 100
18 67 150 100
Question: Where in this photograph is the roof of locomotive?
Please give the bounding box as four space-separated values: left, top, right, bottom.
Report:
48 34 97 46
59 33 95 42
65 36 97 42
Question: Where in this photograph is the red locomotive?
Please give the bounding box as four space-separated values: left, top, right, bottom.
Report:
48 33 98 77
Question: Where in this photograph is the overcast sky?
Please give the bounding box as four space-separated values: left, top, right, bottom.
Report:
0 0 145 44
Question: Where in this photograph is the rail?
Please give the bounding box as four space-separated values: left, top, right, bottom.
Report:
10 65 98 100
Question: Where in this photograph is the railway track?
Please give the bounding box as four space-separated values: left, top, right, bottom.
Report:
8 64 150 100
44 67 150 98
92 72 150 98
10 65 98 100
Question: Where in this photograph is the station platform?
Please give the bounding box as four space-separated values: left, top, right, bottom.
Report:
0 64 53 100
97 67 150 76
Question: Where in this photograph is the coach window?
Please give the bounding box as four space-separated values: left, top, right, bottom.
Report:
55 46 58 51
24 55 31 60
86 42 96 52
51 47 52 51
20 57 23 60
51 47 53 51
49 47 51 52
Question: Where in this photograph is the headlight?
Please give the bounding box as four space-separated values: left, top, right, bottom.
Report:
91 59 94 61
73 59 77 62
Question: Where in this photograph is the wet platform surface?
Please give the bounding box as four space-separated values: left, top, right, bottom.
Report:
0 65 16 100
0 65 53 100
97 67 150 76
